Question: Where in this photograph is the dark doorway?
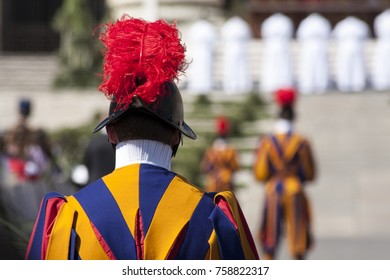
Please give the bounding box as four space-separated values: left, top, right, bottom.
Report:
0 0 106 53
1 0 62 52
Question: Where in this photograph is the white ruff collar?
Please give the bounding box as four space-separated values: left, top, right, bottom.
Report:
275 119 293 134
115 139 172 170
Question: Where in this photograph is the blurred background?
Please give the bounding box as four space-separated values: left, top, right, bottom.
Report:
0 0 390 260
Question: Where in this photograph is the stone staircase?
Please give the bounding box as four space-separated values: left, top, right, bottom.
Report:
0 54 58 91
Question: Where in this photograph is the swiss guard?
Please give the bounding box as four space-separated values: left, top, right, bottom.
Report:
25 15 259 260
253 87 316 260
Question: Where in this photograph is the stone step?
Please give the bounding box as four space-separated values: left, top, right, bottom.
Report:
0 55 58 90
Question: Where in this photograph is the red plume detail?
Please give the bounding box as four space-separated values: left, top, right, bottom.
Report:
274 87 297 107
215 115 230 137
98 15 187 109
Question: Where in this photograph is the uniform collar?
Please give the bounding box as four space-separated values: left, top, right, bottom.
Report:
275 119 293 134
115 139 172 170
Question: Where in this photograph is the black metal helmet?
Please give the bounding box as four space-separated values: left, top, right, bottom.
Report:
93 81 196 140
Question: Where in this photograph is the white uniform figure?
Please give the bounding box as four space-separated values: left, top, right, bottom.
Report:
259 13 294 94
186 19 217 95
221 16 253 95
372 9 390 91
296 13 332 94
143 0 158 21
332 16 370 92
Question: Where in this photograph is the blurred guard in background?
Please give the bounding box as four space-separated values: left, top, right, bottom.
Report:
0 99 60 224
25 16 258 260
253 87 316 260
0 98 61 258
201 116 240 193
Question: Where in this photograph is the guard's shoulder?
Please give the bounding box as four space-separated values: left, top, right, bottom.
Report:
213 190 237 204
173 173 206 194
293 133 311 145
42 191 67 203
259 134 273 143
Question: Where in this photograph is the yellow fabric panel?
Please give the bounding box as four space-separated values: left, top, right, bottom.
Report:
65 196 109 260
143 176 204 259
283 134 302 162
253 138 271 181
285 192 306 256
284 176 301 194
215 191 257 260
45 202 75 260
103 165 139 237
284 191 295 254
268 137 284 171
229 148 240 170
206 230 221 259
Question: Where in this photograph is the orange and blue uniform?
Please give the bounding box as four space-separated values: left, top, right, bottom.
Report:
201 139 240 193
253 130 316 258
26 163 258 260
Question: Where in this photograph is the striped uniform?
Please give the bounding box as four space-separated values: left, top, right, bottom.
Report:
253 131 316 258
25 163 259 260
201 144 240 193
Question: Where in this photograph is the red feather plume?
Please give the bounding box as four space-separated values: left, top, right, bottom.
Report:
274 87 297 107
215 115 230 137
98 15 187 109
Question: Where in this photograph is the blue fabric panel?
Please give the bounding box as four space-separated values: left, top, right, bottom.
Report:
74 180 137 260
139 164 175 235
276 180 284 195
275 181 283 245
175 192 216 260
275 195 283 247
69 228 78 260
26 192 65 260
297 165 306 183
209 206 245 260
267 155 275 174
271 135 284 158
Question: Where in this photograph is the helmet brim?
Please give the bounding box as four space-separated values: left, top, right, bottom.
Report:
93 93 197 140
